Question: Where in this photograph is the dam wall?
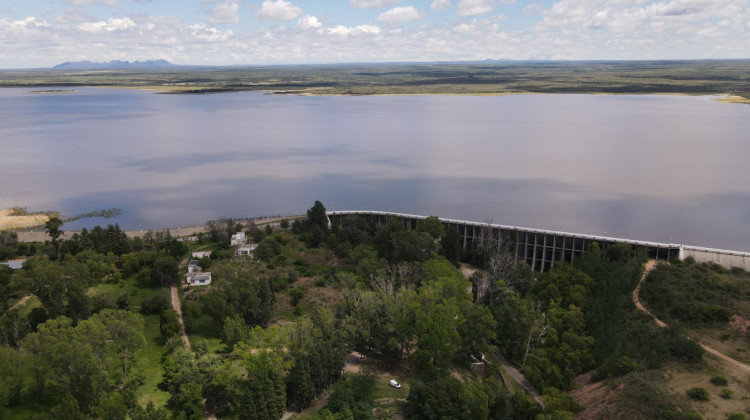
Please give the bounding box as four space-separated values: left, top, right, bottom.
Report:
327 211 749 272
681 246 750 271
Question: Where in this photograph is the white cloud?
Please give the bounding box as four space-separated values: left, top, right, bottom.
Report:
453 22 476 32
208 0 240 24
254 0 304 22
378 6 424 22
80 17 135 32
188 23 233 41
350 0 400 9
522 3 544 16
456 0 495 17
2 0 750 68
298 15 322 29
65 0 118 5
431 0 451 11
326 24 382 35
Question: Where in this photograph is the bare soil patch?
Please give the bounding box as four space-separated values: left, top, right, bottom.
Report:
570 373 620 420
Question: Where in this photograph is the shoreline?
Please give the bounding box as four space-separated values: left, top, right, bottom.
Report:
2 85 747 101
13 214 305 243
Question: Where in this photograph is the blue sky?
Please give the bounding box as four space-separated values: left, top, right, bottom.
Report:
1 0 748 68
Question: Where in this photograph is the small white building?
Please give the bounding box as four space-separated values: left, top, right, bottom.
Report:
187 260 201 273
192 251 212 259
237 243 258 256
0 259 25 270
186 272 212 286
230 232 247 246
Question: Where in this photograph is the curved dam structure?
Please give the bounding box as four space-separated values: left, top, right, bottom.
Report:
327 211 750 272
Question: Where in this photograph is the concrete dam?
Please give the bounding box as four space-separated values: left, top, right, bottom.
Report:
327 211 750 272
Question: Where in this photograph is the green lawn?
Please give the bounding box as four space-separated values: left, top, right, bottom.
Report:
138 314 170 408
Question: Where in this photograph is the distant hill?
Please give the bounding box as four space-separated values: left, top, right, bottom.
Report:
52 59 175 70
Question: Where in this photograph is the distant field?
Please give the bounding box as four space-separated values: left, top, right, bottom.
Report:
2 60 750 98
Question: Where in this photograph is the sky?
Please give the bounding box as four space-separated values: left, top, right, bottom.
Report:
1 0 749 68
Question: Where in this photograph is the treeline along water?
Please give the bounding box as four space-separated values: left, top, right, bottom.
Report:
1 88 749 251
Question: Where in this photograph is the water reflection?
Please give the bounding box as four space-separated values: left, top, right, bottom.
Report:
1 88 749 251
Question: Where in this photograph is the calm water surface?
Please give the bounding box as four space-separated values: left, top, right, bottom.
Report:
1 88 749 250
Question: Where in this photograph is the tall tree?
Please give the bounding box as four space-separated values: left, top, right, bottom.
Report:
307 201 329 234
45 216 64 259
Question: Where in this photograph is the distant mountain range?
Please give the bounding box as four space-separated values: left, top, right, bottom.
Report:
52 59 175 70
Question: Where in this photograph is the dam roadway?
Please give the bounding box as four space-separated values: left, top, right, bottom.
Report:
327 211 750 272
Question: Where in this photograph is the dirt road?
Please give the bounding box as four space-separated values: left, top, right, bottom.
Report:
9 295 32 311
634 260 750 373
493 350 544 407
170 285 191 349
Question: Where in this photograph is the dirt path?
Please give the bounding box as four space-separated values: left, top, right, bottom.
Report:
9 294 32 311
493 350 544 407
170 285 191 349
634 260 750 373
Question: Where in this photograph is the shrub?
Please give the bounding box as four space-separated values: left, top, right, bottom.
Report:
720 388 733 399
686 387 709 401
727 414 746 420
289 287 305 306
140 291 171 314
613 356 638 377
273 276 289 291
710 376 728 386
686 414 703 420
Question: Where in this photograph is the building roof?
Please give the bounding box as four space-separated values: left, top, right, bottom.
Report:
0 259 26 270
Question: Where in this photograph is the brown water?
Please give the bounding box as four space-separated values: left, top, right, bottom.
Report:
1 88 749 250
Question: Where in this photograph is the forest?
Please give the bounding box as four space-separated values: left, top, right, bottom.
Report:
0 201 748 419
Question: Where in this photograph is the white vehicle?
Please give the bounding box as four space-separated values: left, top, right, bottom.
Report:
389 379 401 389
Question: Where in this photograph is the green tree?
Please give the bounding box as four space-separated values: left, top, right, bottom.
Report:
236 349 287 420
222 314 249 351
307 201 329 234
45 216 64 259
160 309 181 339
417 216 446 239
151 256 179 287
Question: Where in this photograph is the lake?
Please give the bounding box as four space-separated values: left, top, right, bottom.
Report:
1 88 749 251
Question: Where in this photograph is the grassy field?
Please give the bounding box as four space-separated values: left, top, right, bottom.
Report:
1 60 750 97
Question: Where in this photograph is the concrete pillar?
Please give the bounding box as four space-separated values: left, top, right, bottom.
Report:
541 234 548 272
531 233 538 271
523 232 529 265
550 235 557 269
560 236 566 264
514 231 520 263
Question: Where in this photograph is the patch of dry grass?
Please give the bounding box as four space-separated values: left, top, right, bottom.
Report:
0 208 50 230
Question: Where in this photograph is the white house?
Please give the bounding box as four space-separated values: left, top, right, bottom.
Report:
192 251 212 259
237 243 258 256
0 259 25 270
187 260 201 273
230 232 247 246
186 272 212 286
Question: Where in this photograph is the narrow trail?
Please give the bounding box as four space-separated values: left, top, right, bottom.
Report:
170 285 191 349
634 260 750 373
494 350 544 407
9 294 32 311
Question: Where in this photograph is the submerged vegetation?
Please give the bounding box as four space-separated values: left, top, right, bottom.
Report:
0 201 748 419
1 60 750 97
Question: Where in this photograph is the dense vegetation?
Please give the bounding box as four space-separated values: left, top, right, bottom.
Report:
2 60 750 97
641 260 750 325
1 200 745 419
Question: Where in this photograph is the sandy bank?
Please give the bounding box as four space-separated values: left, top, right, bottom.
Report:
0 209 50 231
